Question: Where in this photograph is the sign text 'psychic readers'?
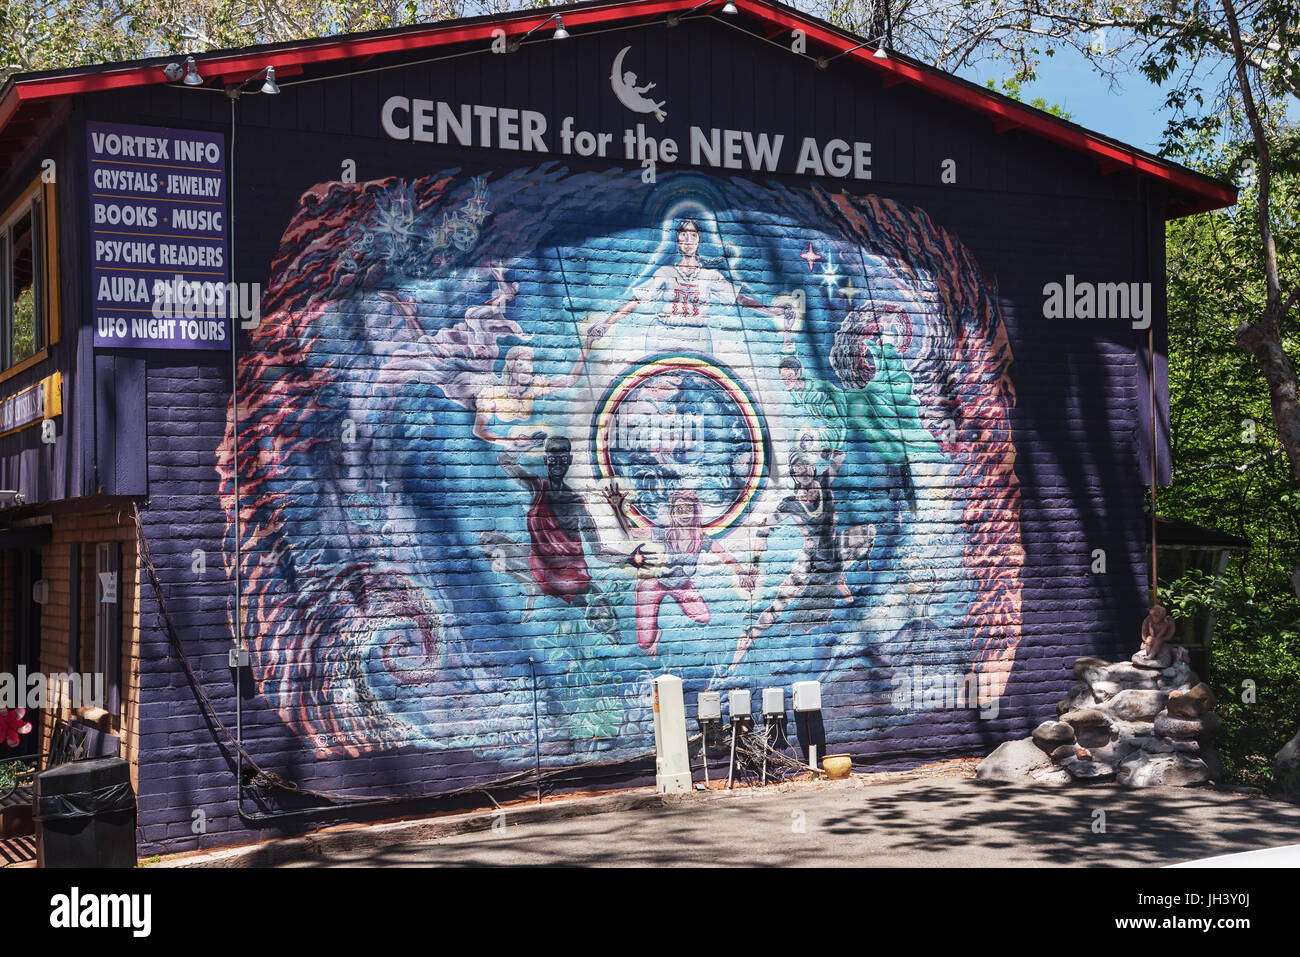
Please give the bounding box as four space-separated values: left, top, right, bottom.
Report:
88 121 230 349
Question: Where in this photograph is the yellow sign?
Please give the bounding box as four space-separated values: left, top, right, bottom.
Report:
0 371 62 436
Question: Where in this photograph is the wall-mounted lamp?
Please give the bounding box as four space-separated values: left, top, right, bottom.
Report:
225 65 282 99
164 56 206 85
182 56 204 85
816 36 887 68
669 0 738 26
507 13 569 51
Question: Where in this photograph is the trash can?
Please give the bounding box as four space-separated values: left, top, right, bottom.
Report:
33 757 137 868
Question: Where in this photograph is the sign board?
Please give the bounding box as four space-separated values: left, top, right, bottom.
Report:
0 372 61 436
98 571 118 604
87 121 229 349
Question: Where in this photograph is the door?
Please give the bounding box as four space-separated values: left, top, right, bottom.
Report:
9 548 41 759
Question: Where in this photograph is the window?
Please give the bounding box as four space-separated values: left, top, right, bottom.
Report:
94 542 122 715
1 179 59 376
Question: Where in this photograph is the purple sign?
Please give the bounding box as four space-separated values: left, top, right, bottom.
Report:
88 121 230 349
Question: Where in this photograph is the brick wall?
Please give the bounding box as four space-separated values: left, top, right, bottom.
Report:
33 509 141 790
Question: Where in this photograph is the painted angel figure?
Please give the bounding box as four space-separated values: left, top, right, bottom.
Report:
582 217 795 357
377 265 590 450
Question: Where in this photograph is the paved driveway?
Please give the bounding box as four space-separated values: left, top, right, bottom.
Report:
272 778 1300 867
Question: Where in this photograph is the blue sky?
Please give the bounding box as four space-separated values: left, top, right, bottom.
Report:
956 45 1181 154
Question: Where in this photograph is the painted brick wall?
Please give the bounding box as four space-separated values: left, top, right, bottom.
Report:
71 19 1169 853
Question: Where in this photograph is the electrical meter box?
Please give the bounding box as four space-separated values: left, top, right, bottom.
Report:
762 687 784 717
697 691 721 722
728 689 751 722
792 680 821 712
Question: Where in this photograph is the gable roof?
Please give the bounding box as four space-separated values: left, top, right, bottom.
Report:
0 0 1236 216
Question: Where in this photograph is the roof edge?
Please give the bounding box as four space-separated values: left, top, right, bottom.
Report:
0 0 1237 216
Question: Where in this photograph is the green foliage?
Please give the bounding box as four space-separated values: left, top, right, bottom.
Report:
0 759 34 794
0 1 471 79
983 76 1073 120
1162 118 1300 789
11 286 36 364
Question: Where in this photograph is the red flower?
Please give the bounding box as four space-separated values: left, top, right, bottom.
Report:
1 709 33 749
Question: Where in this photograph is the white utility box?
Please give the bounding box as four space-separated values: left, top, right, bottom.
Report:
697 691 721 722
728 689 751 723
792 680 822 712
652 674 692 794
762 686 784 717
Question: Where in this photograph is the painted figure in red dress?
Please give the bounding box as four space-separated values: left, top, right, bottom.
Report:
498 437 627 611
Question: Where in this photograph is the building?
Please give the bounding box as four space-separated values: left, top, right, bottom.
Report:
0 0 1235 854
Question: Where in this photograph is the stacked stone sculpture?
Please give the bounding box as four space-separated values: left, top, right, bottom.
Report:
978 641 1221 786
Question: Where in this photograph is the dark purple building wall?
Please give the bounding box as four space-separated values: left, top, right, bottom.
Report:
56 17 1177 852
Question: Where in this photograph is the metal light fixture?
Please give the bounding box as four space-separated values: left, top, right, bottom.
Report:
670 0 734 26
182 56 204 85
817 36 887 69
229 66 281 98
508 12 569 50
162 62 185 82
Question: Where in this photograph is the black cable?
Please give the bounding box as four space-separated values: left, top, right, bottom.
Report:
132 501 670 808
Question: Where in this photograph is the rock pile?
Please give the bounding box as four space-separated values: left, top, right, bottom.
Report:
1277 726 1300 799
978 646 1221 786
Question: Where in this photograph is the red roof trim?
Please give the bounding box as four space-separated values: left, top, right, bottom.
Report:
740 0 1235 214
0 0 1235 215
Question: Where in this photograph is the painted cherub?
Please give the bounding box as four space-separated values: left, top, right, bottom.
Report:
1140 604 1175 660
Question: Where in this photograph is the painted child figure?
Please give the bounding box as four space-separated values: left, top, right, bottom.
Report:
602 482 755 656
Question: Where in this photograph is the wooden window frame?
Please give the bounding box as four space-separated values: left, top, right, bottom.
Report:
0 176 59 385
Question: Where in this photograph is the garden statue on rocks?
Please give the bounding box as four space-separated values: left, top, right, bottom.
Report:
977 610 1223 788
1277 725 1300 799
1136 604 1176 668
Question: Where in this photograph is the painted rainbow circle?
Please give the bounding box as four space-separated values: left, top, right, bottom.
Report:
591 353 769 536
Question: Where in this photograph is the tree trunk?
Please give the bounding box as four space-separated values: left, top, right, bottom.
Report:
1237 319 1300 481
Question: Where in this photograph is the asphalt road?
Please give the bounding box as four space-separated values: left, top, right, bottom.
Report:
274 777 1300 867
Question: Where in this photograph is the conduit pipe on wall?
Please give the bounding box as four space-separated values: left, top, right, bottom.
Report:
227 91 247 818
529 657 542 805
1146 197 1159 609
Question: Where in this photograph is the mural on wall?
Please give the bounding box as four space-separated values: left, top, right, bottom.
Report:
217 164 1024 772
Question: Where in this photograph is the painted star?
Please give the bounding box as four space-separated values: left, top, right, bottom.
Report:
841 279 859 303
820 254 839 289
800 242 822 271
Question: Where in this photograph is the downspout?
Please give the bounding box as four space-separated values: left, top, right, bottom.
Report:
228 92 245 812
1149 324 1158 607
1147 191 1160 608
